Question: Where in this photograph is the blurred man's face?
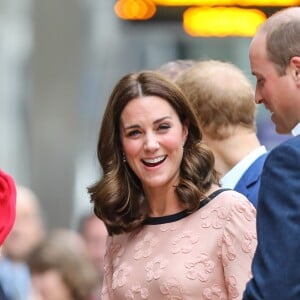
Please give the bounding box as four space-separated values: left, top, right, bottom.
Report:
3 189 45 261
31 270 72 300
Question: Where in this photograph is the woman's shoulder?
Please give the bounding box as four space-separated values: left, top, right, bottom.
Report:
207 188 251 204
206 188 256 219
192 188 256 236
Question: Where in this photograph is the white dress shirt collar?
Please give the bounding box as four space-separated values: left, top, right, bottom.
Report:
221 146 267 189
291 122 300 136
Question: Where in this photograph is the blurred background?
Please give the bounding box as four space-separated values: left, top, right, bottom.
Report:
0 0 295 230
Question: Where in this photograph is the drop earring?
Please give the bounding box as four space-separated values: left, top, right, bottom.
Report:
123 153 126 163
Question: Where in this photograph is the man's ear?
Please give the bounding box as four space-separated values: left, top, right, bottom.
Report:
290 56 300 85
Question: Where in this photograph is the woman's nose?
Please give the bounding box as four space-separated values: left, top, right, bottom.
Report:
144 133 159 152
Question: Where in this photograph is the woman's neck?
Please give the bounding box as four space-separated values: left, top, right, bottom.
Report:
144 186 184 217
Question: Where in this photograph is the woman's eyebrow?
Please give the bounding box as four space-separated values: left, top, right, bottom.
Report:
123 116 172 130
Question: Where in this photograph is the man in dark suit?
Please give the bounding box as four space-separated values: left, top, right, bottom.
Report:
243 7 300 299
175 59 267 207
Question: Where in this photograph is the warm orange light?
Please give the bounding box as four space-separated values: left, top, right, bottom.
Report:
114 0 156 20
153 0 300 6
183 7 267 37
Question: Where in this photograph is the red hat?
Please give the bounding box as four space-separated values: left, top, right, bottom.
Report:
0 169 16 245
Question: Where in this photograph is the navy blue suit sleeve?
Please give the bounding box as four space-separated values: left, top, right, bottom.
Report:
234 153 268 208
243 137 300 299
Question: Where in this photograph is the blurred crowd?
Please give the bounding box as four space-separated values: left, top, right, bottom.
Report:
0 185 107 300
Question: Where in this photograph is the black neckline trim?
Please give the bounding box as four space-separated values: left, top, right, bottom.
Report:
143 188 231 225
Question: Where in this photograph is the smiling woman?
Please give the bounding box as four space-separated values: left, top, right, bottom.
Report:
120 95 188 197
88 70 257 300
88 70 217 233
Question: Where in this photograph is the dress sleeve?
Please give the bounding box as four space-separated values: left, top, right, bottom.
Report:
220 195 257 300
101 236 114 300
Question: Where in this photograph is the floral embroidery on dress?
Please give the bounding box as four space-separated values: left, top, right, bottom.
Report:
103 261 112 279
171 231 199 254
200 204 228 229
226 276 239 298
185 254 215 282
234 201 256 221
145 256 168 282
125 284 149 299
241 231 257 254
134 233 158 260
101 285 109 298
107 242 124 267
217 231 236 267
160 223 177 232
103 193 257 300
203 283 227 300
112 262 132 289
160 277 186 299
103 242 124 279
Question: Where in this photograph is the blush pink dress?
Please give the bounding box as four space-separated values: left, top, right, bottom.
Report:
102 189 257 299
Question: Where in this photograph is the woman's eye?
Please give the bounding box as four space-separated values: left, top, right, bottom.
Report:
158 123 171 130
128 130 141 137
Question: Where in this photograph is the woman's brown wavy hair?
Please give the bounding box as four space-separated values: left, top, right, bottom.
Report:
88 71 219 235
